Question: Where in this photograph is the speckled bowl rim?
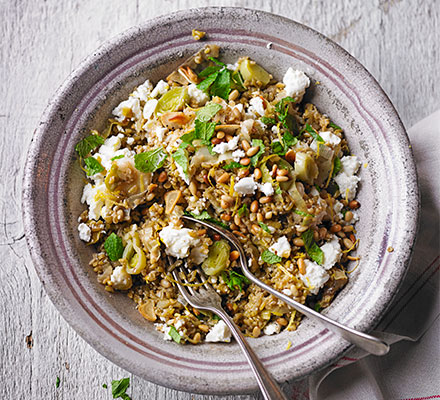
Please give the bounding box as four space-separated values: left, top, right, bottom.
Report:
23 7 419 395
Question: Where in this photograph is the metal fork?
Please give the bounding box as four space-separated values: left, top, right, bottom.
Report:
181 215 390 356
171 260 288 400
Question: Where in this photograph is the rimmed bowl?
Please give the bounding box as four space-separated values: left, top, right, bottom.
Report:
23 7 419 395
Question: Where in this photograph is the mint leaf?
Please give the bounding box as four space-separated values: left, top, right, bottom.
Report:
194 119 216 146
111 378 131 400
261 117 277 125
250 139 265 166
84 156 104 176
172 148 189 181
261 250 282 264
134 148 167 173
196 103 222 122
259 222 272 233
210 69 231 100
207 56 226 67
111 154 124 161
185 211 229 230
237 204 248 217
231 70 246 91
75 134 104 158
301 229 324 264
271 132 297 156
302 124 324 143
197 72 219 92
104 233 124 262
332 156 342 177
198 65 222 78
275 96 296 115
169 326 181 343
222 270 250 291
223 161 246 170
329 122 342 131
271 141 285 155
284 131 298 147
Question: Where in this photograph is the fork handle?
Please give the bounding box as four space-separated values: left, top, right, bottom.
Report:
215 310 288 400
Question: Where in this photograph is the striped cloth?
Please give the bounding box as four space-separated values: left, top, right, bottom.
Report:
303 110 440 400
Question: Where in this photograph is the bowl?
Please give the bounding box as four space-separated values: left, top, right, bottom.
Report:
23 7 419 395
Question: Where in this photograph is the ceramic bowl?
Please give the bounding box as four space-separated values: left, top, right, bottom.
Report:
23 7 419 395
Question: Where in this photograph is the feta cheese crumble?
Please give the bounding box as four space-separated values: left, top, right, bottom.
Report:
110 266 132 290
212 136 239 154
142 99 158 120
234 176 258 195
269 236 291 258
320 238 342 270
263 321 281 335
232 149 245 162
81 183 106 220
249 96 266 116
131 79 153 102
205 320 231 343
257 182 274 196
159 225 199 259
334 156 361 201
150 80 169 98
187 84 209 106
283 68 310 101
299 260 329 294
112 97 142 122
320 131 341 147
78 223 91 242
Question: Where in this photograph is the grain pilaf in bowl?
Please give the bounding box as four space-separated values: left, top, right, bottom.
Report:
77 44 362 344
23 7 418 394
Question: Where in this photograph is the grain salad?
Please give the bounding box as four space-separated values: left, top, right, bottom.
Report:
76 44 361 344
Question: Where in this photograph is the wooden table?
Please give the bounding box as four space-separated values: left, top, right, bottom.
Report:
1 1 439 398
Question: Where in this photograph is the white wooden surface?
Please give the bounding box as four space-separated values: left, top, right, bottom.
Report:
1 0 439 398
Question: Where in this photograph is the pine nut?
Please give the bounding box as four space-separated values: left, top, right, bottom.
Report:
250 200 259 213
232 107 242 121
259 196 272 204
217 172 230 183
276 175 289 182
265 211 273 219
193 332 201 343
251 224 260 234
349 233 356 243
197 229 207 236
221 194 234 204
330 224 342 233
271 164 278 176
342 225 354 232
313 230 320 241
230 250 239 261
241 139 251 151
246 146 260 157
252 326 261 338
293 237 304 247
276 318 288 326
221 213 231 221
257 213 264 222
189 180 198 196
319 227 327 239
160 278 171 288
285 149 296 163
277 169 289 176
254 168 262 180
238 168 250 178
216 131 225 139
298 258 306 274
220 200 229 209
158 171 168 183
198 324 210 332
344 211 354 222
349 200 360 209
225 134 233 142
343 238 354 249
228 89 239 101
211 137 222 145
240 157 251 166
296 225 308 233
234 214 241 226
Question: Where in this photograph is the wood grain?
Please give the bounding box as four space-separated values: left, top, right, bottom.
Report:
0 0 438 398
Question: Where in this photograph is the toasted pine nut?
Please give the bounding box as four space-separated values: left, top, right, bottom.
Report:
344 211 354 222
220 200 229 209
238 168 250 178
246 146 260 157
158 171 168 183
343 238 354 249
293 237 304 247
216 131 225 139
211 137 222 145
330 224 342 233
250 200 259 213
349 233 356 243
342 225 354 232
228 89 239 101
189 180 198 196
251 224 260 234
276 175 289 182
298 258 306 274
232 107 242 121
241 139 251 151
198 324 210 332
221 213 231 221
276 318 288 326
234 214 241 226
265 211 273 219
240 157 251 166
197 229 207 236
221 194 234 205
285 149 296 163
217 172 230 184
277 169 289 176
271 164 278 176
259 196 272 204
230 250 239 261
193 332 201 343
349 200 360 209
254 168 262 180
257 213 264 222
252 326 261 338
225 134 233 142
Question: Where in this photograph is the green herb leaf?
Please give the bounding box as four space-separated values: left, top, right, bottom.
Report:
198 65 222 78
212 314 221 320
104 233 124 262
301 229 324 265
194 120 217 146
172 148 189 181
75 134 104 158
329 122 342 131
293 209 315 217
84 156 104 176
223 270 250 291
302 124 324 143
210 69 231 100
260 117 277 125
231 70 246 91
168 326 181 343
314 184 321 192
208 56 226 67
284 131 298 147
258 222 272 234
250 139 265 166
314 303 322 312
196 103 222 122
261 249 282 264
111 154 124 161
271 141 285 155
111 378 131 400
103 384 108 389
223 161 247 170
56 377 60 388
197 72 219 92
332 156 342 177
134 148 167 173
237 204 249 217
184 211 229 230
275 96 296 115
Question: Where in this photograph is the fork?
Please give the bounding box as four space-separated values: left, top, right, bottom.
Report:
181 215 390 356
171 260 288 400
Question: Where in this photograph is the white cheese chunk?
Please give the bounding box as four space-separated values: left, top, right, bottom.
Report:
299 260 329 294
131 79 153 102
81 183 106 220
150 80 169 98
320 131 341 146
187 84 209 106
112 97 142 122
340 155 361 176
234 176 258 196
249 96 266 116
334 171 361 201
232 149 245 162
77 223 91 242
212 136 239 154
110 266 132 290
320 238 342 270
263 321 281 335
142 99 158 119
205 320 231 343
257 182 274 196
282 68 310 101
269 236 291 258
159 225 199 259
